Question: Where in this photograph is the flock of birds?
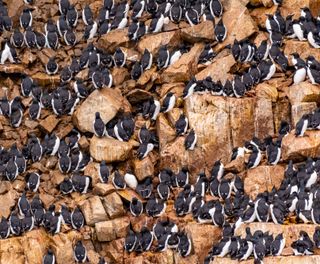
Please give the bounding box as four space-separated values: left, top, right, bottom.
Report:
0 0 319 263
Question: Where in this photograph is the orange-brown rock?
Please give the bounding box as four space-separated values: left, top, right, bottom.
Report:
137 31 181 55
195 53 236 83
73 88 130 133
95 216 130 242
282 131 320 161
101 238 125 263
0 64 25 74
102 192 125 219
291 102 317 126
90 137 134 162
161 43 204 83
156 113 176 150
0 188 18 218
287 82 320 105
79 196 108 226
181 20 215 43
93 183 115 196
132 156 154 181
254 98 275 138
284 40 320 61
97 28 130 51
256 83 279 102
39 115 60 133
31 72 60 86
244 165 285 199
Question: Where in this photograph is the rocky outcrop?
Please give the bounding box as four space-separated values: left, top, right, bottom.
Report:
95 216 130 242
79 196 108 226
180 21 215 43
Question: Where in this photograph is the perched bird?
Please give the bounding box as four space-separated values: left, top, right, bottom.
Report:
73 241 87 263
214 19 227 42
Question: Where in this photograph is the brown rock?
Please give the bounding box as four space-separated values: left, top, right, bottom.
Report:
51 231 81 264
229 98 255 147
161 43 204 83
0 64 25 74
195 53 236 83
97 28 129 51
244 165 285 199
256 83 279 102
291 102 317 126
185 223 221 263
126 89 153 105
83 162 100 186
273 98 291 134
181 21 215 43
137 67 158 86
284 40 320 61
93 183 115 196
132 156 154 181
287 82 320 105
79 196 108 226
215 0 257 50
112 67 130 87
156 113 176 150
74 88 130 133
225 156 246 174
39 115 60 133
282 131 320 161
254 98 275 138
90 137 134 162
117 189 144 202
0 189 18 218
137 31 181 55
102 192 125 219
101 238 124 263
95 216 130 242
0 237 25 264
31 72 60 86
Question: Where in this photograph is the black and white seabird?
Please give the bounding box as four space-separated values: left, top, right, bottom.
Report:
185 129 197 150
130 197 143 216
247 146 262 169
66 5 78 27
114 47 126 67
157 45 170 69
60 177 73 194
82 5 93 26
295 114 310 137
131 61 143 80
64 28 76 46
46 57 58 75
125 229 137 252
72 174 91 194
0 217 10 239
20 8 33 29
11 28 24 48
112 171 126 189
71 207 85 229
10 212 22 236
42 249 56 264
215 19 227 42
18 192 31 216
137 142 154 160
183 77 197 99
29 98 41 120
161 92 175 113
26 172 40 192
271 233 285 256
93 112 105 137
169 3 182 23
74 241 87 263
293 61 306 85
59 0 70 15
175 114 188 136
141 49 153 70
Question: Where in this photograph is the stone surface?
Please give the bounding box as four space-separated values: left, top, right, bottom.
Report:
137 31 181 55
196 53 236 83
95 216 130 242
282 131 320 161
74 89 130 133
287 82 320 105
79 196 108 226
0 188 18 218
254 98 275 138
132 156 154 181
97 28 129 51
180 21 215 43
90 137 134 162
103 192 125 219
31 72 60 86
39 115 60 133
244 165 285 199
291 102 317 126
161 43 204 83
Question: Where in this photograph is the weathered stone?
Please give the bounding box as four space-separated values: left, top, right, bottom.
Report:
229 98 255 147
254 98 275 138
132 156 154 181
39 115 60 133
161 43 204 83
74 89 130 133
112 67 130 87
244 165 285 199
287 82 320 105
284 40 320 62
31 72 60 86
97 28 130 51
225 156 246 174
101 238 124 264
93 183 115 196
291 102 317 126
90 137 134 162
103 192 125 219
256 83 279 102
282 131 320 161
79 196 108 226
196 53 236 83
0 189 18 218
273 97 291 134
185 223 221 263
95 216 130 242
0 64 25 74
157 113 176 150
181 21 215 43
215 0 257 50
137 31 181 55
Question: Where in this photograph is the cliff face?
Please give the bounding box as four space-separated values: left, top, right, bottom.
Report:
0 0 320 263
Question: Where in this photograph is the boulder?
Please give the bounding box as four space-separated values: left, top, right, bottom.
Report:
51 231 82 264
137 31 181 55
0 64 25 74
273 98 292 134
79 196 108 226
195 53 236 83
180 20 215 43
93 183 115 196
74 88 130 133
287 82 320 105
185 223 222 263
291 102 317 126
90 137 134 162
281 131 320 161
254 98 275 138
0 188 18 218
284 40 320 61
101 238 125 264
244 165 285 199
95 216 130 242
31 72 60 86
215 0 257 50
161 43 204 83
132 156 154 181
156 113 176 150
39 115 60 133
97 28 130 51
256 83 279 102
102 192 125 219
